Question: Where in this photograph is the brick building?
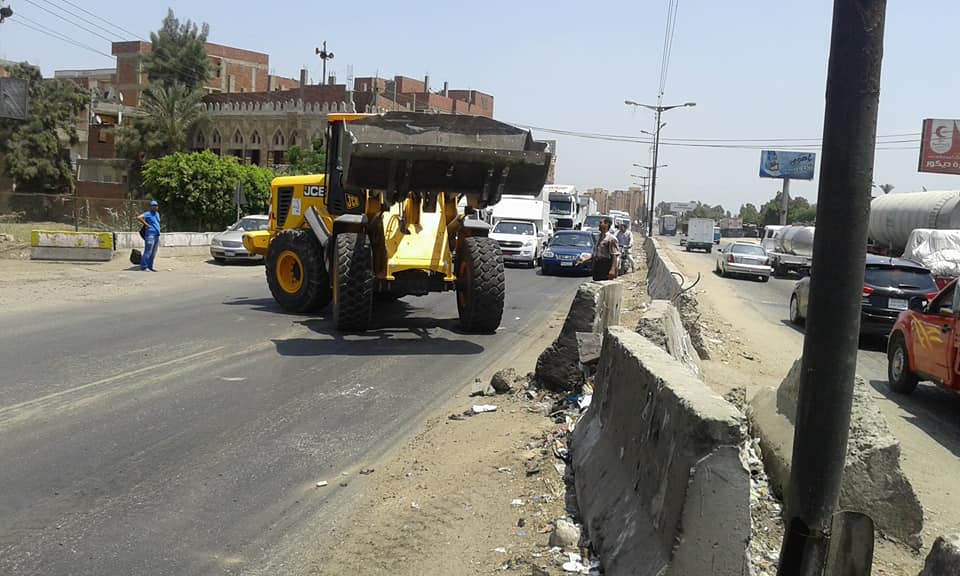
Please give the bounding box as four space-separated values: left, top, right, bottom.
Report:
586 187 644 222
194 74 496 169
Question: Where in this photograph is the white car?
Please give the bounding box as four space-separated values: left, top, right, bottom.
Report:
210 215 269 262
490 219 544 268
715 241 772 282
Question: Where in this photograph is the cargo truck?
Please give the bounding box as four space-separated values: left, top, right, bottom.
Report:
761 225 815 277
686 218 715 252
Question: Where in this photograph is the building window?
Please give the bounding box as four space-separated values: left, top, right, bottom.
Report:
290 131 299 146
194 131 206 148
212 130 221 146
273 130 285 147
233 130 244 146
250 131 261 145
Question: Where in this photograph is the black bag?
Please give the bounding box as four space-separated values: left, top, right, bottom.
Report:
138 225 147 239
130 248 142 265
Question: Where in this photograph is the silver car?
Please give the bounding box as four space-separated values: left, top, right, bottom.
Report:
715 241 772 282
210 215 269 262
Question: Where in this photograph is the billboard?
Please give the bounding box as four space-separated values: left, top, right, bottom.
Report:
0 78 28 121
919 119 960 175
759 150 816 180
669 202 698 212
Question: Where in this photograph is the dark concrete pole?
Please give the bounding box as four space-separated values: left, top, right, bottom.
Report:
778 1 887 574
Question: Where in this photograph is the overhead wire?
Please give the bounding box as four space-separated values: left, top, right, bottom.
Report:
51 0 145 40
10 15 114 59
34 0 127 42
20 0 119 44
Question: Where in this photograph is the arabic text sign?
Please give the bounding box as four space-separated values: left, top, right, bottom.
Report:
919 119 960 175
759 150 816 180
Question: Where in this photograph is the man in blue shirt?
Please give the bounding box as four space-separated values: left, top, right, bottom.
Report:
136 200 161 272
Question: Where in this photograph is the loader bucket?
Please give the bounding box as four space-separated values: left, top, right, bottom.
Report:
340 112 552 207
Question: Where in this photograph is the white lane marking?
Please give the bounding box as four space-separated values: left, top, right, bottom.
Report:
0 347 226 417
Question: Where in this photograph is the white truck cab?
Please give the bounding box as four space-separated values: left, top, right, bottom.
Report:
490 219 545 267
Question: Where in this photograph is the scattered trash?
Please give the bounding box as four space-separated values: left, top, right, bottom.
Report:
517 518 526 528
359 468 375 475
219 377 246 382
554 462 567 477
493 547 508 554
497 467 512 473
410 502 420 510
448 413 467 421
490 368 516 394
578 394 593 410
511 498 524 508
549 518 582 549
526 461 542 476
316 481 328 488
562 553 588 573
339 481 348 487
740 352 755 361
472 404 498 414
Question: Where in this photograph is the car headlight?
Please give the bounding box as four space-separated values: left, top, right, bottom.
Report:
580 252 592 260
543 250 554 258
523 239 535 247
211 238 221 246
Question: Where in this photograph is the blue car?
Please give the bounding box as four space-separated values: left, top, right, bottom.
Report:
541 230 596 276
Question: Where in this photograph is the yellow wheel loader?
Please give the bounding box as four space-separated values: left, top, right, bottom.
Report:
242 111 552 332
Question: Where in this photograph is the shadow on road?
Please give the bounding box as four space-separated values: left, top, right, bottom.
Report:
868 379 960 459
272 301 485 357
777 319 888 352
224 296 288 314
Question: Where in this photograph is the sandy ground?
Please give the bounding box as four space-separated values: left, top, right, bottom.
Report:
0 248 261 315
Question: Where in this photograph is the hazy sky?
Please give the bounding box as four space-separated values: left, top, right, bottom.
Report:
2 0 959 213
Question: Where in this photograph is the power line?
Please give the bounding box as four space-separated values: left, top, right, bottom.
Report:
658 0 680 98
20 0 118 44
52 0 145 40
34 0 125 42
11 16 113 59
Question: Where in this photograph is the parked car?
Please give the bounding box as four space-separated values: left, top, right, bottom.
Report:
210 215 269 262
541 230 595 276
715 242 772 282
887 278 960 395
790 255 939 337
679 234 687 247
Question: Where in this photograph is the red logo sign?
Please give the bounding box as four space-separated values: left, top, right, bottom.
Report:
919 119 960 175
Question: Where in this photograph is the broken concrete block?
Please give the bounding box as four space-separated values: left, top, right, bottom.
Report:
636 300 701 377
490 368 516 394
749 358 924 550
548 518 581 550
920 535 960 575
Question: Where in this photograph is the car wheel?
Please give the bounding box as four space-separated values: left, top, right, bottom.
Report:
887 333 919 395
789 294 803 325
759 275 769 282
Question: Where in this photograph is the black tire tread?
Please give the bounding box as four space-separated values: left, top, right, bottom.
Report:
265 229 331 313
888 333 919 395
333 232 374 332
457 237 505 333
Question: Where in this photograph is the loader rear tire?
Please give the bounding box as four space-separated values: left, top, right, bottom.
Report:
456 237 505 333
333 232 374 332
265 229 331 313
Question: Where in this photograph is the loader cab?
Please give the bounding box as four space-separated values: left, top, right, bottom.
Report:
324 114 371 216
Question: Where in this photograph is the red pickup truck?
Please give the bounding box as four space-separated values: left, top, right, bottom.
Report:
888 278 960 395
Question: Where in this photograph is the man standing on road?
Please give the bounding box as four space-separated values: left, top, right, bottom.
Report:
136 200 161 272
590 217 620 281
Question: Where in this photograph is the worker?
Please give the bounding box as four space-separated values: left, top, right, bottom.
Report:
136 200 161 272
590 217 620 281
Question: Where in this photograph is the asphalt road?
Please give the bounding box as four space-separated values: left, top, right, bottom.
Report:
0 264 585 576
665 237 960 542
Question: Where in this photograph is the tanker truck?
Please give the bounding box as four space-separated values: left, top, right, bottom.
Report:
761 225 815 277
868 190 960 253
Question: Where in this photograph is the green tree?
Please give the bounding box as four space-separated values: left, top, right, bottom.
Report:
739 203 760 225
0 64 88 193
141 151 273 231
143 8 212 90
284 137 327 175
759 192 817 225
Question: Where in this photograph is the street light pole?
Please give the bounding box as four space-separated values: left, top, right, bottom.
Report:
625 100 696 236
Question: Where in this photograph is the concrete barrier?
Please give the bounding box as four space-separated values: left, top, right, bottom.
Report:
748 358 923 549
637 300 701 377
113 231 218 250
643 237 710 359
535 281 623 392
572 327 749 575
30 230 113 262
920 535 960 575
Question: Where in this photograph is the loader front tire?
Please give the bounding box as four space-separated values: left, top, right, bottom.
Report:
265 229 331 313
456 237 505 333
333 232 374 332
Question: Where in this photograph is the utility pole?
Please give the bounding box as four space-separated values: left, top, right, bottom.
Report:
778 1 887 574
625 100 696 236
780 179 791 225
315 42 334 85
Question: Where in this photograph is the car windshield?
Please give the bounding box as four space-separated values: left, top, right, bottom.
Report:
230 218 268 232
493 221 535 235
864 266 937 290
730 244 766 256
584 216 602 228
550 233 594 248
550 199 572 215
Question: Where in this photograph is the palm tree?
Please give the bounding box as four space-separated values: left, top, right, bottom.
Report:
140 83 205 155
